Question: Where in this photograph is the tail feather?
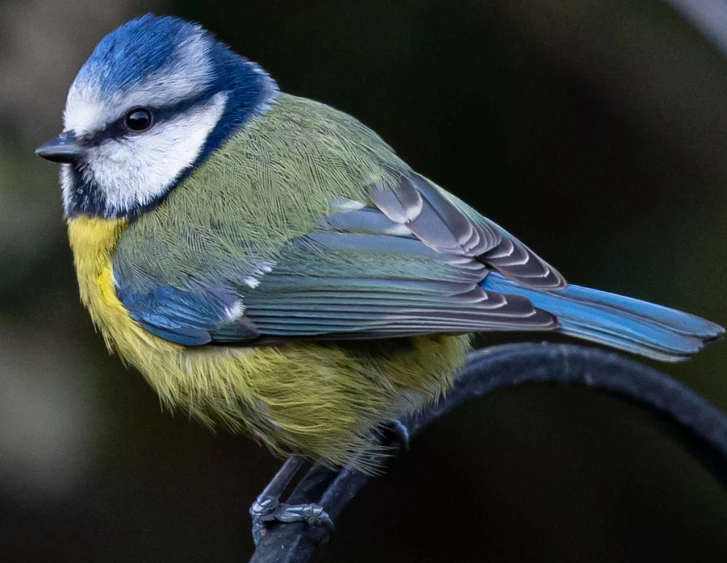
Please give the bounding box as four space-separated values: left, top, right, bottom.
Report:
481 273 724 362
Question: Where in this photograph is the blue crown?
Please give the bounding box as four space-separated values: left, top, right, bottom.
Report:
76 14 206 94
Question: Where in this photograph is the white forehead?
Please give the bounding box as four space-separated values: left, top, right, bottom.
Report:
63 30 213 135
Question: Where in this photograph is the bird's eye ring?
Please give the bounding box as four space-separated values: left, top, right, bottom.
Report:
123 108 154 132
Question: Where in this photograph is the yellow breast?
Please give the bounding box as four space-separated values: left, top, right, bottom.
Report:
68 216 169 357
67 216 470 470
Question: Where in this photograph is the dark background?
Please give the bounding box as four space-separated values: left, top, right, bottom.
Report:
1 0 726 561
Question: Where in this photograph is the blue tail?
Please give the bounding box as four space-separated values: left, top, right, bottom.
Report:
481 273 724 362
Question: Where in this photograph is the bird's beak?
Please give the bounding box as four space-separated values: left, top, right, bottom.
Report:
35 131 83 164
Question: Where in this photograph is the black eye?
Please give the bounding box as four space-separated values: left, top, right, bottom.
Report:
124 108 153 132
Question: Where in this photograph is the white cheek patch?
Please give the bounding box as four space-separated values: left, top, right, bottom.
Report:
83 91 228 213
64 30 212 135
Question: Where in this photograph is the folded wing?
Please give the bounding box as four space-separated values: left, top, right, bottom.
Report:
114 171 562 346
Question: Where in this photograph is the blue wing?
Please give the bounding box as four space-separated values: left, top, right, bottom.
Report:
240 232 555 342
113 171 563 346
114 281 259 346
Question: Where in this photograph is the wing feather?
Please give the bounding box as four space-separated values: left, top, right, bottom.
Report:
369 172 566 288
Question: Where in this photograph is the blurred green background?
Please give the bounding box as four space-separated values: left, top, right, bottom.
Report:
1 0 726 561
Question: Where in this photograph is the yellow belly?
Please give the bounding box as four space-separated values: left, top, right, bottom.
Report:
67 216 470 470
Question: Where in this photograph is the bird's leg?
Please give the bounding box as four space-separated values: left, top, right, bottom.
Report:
250 420 409 544
249 457 334 545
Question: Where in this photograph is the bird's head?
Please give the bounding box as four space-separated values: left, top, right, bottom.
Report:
36 14 278 218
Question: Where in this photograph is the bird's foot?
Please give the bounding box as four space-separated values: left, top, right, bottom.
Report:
249 456 334 545
250 496 334 545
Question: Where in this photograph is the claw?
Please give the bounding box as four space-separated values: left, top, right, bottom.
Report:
249 496 276 545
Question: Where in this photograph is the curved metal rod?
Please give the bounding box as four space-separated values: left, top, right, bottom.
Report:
249 343 727 563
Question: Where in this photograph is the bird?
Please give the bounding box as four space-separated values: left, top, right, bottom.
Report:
36 14 723 474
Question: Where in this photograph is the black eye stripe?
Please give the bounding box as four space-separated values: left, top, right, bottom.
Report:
80 108 165 145
78 90 217 146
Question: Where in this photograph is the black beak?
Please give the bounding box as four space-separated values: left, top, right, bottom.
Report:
35 131 83 163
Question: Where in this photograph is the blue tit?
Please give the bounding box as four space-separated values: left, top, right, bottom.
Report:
35 14 723 470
